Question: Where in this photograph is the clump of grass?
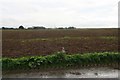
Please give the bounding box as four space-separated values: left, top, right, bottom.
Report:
100 36 117 40
63 36 71 39
2 52 120 70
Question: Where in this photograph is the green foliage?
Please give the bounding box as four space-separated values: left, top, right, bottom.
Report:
2 52 120 70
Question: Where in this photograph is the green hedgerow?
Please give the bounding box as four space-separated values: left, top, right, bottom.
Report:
2 52 120 70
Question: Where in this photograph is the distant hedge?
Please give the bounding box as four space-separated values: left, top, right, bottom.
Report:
1 52 120 70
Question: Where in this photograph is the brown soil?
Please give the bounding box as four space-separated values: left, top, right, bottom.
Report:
2 29 119 57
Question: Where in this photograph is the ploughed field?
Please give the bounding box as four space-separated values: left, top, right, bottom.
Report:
2 28 118 57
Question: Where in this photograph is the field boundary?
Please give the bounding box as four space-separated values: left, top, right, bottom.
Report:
1 52 120 70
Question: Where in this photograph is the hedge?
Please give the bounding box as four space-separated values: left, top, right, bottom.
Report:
1 52 120 70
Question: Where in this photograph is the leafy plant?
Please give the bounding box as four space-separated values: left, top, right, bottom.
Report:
2 52 120 70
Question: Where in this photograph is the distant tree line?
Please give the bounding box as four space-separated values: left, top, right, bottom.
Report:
2 25 76 30
28 26 46 29
57 27 76 29
2 27 15 30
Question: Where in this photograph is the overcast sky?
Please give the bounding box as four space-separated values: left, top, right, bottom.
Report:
0 0 119 28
